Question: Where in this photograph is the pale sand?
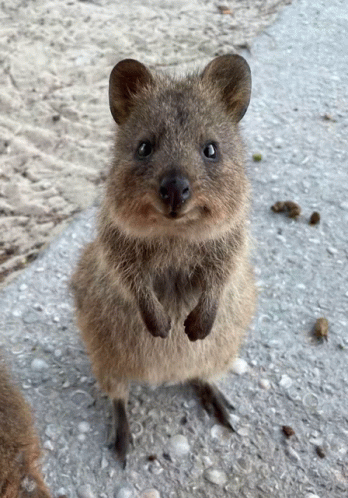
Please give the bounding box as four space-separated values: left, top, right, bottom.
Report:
0 0 291 287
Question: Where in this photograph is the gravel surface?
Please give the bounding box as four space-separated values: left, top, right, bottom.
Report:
1 0 348 497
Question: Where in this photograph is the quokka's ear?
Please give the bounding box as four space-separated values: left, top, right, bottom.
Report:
201 54 251 121
109 59 154 124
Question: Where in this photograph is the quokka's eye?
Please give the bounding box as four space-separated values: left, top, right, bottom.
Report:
203 143 218 160
137 140 153 158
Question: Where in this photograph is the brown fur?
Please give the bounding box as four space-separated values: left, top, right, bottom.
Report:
71 55 257 458
0 359 51 498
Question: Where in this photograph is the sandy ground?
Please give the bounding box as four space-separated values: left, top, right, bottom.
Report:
0 0 291 287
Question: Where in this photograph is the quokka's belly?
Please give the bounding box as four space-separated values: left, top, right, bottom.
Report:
80 282 255 388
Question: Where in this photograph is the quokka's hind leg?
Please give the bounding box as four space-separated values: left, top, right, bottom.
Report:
108 399 132 469
190 379 235 432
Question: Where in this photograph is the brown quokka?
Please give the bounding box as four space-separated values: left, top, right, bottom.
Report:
71 54 257 466
0 359 51 498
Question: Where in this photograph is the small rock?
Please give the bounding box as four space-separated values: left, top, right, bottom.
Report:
237 426 249 437
139 490 160 498
327 247 338 255
204 468 228 486
77 434 86 442
285 446 301 464
19 283 28 291
210 424 231 440
77 485 95 498
43 440 54 451
23 311 40 324
31 358 49 371
259 378 271 390
231 358 248 375
57 488 67 498
168 434 190 456
45 424 59 440
78 421 90 433
305 495 320 498
279 374 292 389
115 486 134 498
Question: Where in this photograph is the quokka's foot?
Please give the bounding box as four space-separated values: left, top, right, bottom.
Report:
190 379 235 432
108 399 132 469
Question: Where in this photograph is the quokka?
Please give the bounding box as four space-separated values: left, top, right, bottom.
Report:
0 358 51 498
72 54 257 466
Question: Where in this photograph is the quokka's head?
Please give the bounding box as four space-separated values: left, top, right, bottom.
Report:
106 55 252 241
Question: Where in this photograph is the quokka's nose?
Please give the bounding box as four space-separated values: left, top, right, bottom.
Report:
159 175 191 212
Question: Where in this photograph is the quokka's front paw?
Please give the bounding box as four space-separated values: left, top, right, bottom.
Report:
142 309 171 338
184 306 215 342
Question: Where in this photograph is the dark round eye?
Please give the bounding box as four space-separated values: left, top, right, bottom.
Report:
203 143 217 159
137 140 153 158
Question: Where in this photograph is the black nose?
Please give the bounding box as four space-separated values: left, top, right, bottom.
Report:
159 175 191 212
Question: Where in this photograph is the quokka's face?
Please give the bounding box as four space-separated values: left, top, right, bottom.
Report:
106 56 251 240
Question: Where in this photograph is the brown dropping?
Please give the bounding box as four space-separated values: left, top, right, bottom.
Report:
309 211 320 225
282 425 295 438
316 445 326 458
314 317 329 341
217 5 232 15
271 200 301 218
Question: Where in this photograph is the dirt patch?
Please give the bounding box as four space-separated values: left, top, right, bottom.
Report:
0 0 291 287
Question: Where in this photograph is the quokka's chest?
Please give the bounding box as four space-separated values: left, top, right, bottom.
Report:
152 267 201 306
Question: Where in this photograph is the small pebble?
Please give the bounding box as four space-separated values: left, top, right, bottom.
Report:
168 434 190 456
306 495 320 498
78 421 90 433
45 424 59 440
43 440 54 451
77 485 95 498
259 378 271 390
19 283 28 291
31 358 49 371
77 434 86 442
115 486 134 498
279 374 292 389
210 424 230 440
237 426 249 437
139 490 160 498
231 358 248 375
285 446 301 464
57 488 67 498
23 311 40 324
327 246 338 255
204 468 228 486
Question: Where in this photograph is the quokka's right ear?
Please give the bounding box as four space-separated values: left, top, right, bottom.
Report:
109 59 154 125
201 54 251 122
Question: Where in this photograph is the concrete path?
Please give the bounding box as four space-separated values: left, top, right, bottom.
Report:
0 0 347 497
